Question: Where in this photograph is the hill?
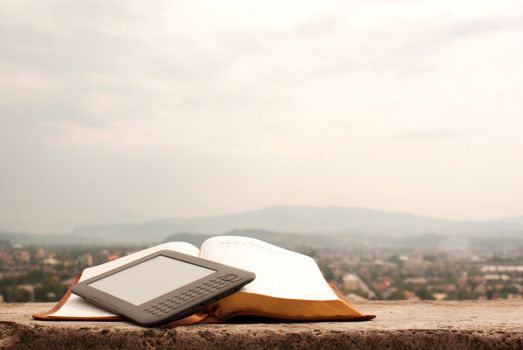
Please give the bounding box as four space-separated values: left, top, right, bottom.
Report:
68 206 523 245
4 206 523 245
66 206 453 244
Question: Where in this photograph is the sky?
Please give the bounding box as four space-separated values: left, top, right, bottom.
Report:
1 0 523 233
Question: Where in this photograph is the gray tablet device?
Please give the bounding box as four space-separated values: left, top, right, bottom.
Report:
71 250 255 326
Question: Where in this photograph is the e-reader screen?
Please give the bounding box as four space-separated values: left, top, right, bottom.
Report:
88 255 215 305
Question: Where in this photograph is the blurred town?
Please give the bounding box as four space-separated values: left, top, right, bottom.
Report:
0 239 522 303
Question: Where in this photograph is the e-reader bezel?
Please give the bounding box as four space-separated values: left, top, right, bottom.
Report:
71 250 255 326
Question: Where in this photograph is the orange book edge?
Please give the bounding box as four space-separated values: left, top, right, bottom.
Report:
210 284 374 322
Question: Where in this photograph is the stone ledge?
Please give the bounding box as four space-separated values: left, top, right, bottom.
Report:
1 301 522 349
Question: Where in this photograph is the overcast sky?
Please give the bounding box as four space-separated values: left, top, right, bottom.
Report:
1 0 523 233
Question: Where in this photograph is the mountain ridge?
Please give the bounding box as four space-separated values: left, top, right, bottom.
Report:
2 206 523 245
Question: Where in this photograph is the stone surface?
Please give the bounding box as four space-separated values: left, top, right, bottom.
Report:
1 300 522 349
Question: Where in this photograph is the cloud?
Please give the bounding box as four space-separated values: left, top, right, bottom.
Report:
1 0 523 232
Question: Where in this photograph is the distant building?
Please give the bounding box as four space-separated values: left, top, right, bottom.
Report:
43 256 60 266
403 277 427 285
106 254 120 262
77 253 93 267
16 251 31 263
484 274 511 281
404 291 420 301
35 248 47 259
481 265 523 273
342 273 360 291
432 293 448 301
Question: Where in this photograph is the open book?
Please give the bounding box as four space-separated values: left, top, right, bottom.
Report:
33 236 374 324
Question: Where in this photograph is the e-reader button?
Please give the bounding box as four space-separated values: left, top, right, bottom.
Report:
221 274 239 281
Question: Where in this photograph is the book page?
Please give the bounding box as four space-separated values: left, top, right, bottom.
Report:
51 242 200 318
200 236 338 301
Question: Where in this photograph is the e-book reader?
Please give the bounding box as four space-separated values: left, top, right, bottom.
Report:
71 250 255 326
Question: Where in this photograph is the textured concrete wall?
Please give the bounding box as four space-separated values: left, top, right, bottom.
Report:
1 301 522 349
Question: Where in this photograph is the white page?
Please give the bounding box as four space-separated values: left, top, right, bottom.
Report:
52 242 199 318
200 236 338 301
